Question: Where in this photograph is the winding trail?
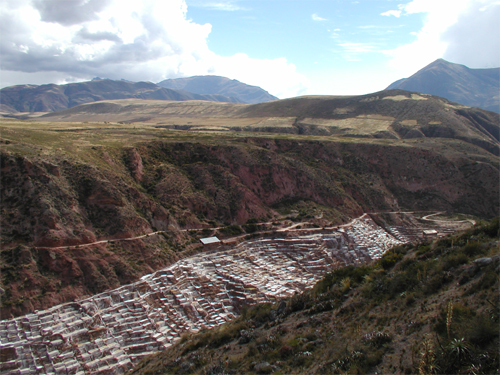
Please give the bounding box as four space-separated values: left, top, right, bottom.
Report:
34 231 165 250
34 214 372 250
33 211 473 251
421 212 476 225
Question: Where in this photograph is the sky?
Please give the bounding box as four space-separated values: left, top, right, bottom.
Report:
1 0 499 98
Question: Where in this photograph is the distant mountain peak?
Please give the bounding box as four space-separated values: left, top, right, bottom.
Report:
387 59 500 113
157 75 278 104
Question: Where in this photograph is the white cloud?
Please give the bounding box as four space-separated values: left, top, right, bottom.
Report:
381 10 401 17
32 0 113 26
0 0 307 98
442 1 500 68
312 13 327 21
209 53 309 98
191 1 248 11
382 0 499 76
330 28 341 38
338 42 379 61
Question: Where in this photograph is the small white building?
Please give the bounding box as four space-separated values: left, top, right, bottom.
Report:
200 236 221 246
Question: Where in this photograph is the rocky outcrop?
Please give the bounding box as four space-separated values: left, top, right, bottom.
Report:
126 147 144 182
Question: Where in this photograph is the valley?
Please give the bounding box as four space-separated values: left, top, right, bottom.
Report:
0 212 471 374
2 0 499 372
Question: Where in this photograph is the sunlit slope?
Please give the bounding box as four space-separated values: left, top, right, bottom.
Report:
39 89 500 154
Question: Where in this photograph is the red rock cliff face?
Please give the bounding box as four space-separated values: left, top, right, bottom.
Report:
3 137 497 248
1 137 498 317
0 237 181 319
126 147 144 182
144 138 499 221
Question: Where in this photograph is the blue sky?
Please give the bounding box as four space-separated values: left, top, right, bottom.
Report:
187 1 423 62
1 0 499 98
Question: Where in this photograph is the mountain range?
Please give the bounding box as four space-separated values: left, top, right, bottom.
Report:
387 59 500 113
0 76 278 115
0 79 243 114
1 57 499 375
1 59 498 115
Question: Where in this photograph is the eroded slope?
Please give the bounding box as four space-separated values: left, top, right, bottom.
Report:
1 121 498 318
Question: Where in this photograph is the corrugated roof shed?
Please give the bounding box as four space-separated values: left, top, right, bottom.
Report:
200 236 221 245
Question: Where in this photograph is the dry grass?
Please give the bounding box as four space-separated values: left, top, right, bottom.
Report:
1 115 496 165
299 115 395 135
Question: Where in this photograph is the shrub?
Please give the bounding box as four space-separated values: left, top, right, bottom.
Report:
279 345 294 358
244 303 274 324
201 228 212 237
386 272 418 298
243 223 259 233
461 241 486 257
377 251 403 270
219 225 243 236
442 253 468 271
289 292 312 313
398 258 416 271
482 217 499 237
467 314 499 347
475 270 498 290
315 265 372 294
363 331 392 348
423 273 451 295
416 244 431 255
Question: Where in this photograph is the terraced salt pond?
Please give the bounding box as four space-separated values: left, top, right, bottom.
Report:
0 215 427 374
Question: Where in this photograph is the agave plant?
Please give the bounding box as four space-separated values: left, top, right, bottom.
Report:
448 337 471 362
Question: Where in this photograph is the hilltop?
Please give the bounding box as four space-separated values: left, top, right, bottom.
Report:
39 89 500 155
387 59 500 113
130 219 499 375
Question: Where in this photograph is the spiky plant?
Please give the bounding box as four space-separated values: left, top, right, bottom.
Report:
448 337 471 364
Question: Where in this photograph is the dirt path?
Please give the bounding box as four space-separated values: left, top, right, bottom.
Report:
35 231 164 250
421 212 476 225
33 210 466 251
